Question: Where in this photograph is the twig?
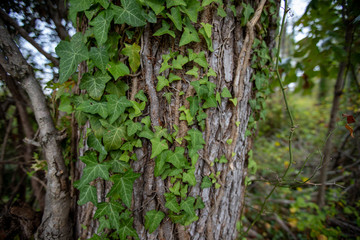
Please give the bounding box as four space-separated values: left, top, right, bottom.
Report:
0 8 59 66
1 116 14 163
274 213 297 240
23 137 41 147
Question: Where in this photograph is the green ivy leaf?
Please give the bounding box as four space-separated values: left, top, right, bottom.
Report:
186 66 199 78
201 176 212 189
112 0 146 27
217 5 227 18
134 90 148 102
179 26 200 47
219 155 228 163
194 51 208 68
80 72 111 100
58 94 73 114
169 181 181 195
229 97 238 106
207 67 217 77
172 55 189 69
163 92 173 104
202 0 217 7
121 43 141 72
77 184 97 205
166 7 182 31
145 210 165 233
106 81 129 97
154 150 171 177
153 20 175 38
90 9 114 45
108 170 141 208
95 0 110 8
74 151 111 188
165 194 180 213
190 80 208 98
183 168 196 186
187 128 206 149
156 76 169 91
56 32 89 83
186 96 200 117
150 137 169 158
216 92 221 104
203 95 217 108
103 124 127 151
180 197 196 216
138 127 154 140
146 0 165 15
221 87 232 98
181 0 202 22
166 0 186 8
89 46 109 73
88 133 107 156
94 201 124 229
154 126 172 143
111 159 130 173
200 23 212 38
118 218 139 240
199 28 214 52
167 147 187 168
194 196 205 209
98 216 110 234
125 120 142 136
108 61 130 80
241 3 254 26
106 95 132 124
168 73 181 83
69 0 95 25
187 48 197 61
77 99 108 119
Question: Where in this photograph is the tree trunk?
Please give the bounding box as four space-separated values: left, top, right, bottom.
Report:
317 19 354 207
0 18 72 239
74 0 278 239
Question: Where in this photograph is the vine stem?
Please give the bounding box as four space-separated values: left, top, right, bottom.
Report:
241 0 294 237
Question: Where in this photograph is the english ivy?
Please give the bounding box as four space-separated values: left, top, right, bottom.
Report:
56 0 269 238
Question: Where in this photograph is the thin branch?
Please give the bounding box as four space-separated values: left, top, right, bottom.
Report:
0 8 59 66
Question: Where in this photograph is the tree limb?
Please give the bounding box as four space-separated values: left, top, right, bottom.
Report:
0 8 60 66
0 18 71 239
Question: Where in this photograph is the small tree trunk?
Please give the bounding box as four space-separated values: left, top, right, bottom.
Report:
0 18 72 239
317 20 354 207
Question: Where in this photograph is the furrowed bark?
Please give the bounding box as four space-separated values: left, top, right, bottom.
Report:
74 0 278 239
0 18 71 239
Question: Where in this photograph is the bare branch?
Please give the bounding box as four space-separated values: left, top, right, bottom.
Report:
0 8 60 66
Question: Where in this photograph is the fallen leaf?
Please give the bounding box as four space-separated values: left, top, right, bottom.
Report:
345 124 354 138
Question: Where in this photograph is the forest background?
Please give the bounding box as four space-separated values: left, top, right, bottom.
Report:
0 0 359 239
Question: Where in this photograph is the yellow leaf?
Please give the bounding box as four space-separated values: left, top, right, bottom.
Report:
301 177 309 182
296 187 303 192
265 223 271 230
275 141 280 146
288 218 298 228
289 207 297 214
317 234 328 240
284 161 289 168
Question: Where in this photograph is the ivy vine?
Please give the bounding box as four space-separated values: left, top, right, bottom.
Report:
55 0 277 239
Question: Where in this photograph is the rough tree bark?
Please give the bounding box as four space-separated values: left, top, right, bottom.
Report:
74 0 278 239
0 18 72 239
